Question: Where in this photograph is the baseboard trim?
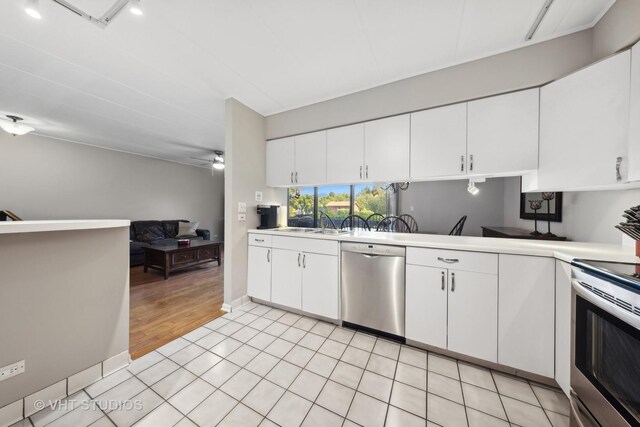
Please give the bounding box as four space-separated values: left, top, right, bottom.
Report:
221 303 232 313
222 295 251 312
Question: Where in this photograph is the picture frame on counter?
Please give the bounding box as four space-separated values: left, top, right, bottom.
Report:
520 186 563 222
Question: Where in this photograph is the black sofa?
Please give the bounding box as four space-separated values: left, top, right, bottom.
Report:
129 219 210 267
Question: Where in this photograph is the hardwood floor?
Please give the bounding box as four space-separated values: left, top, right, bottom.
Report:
129 259 224 360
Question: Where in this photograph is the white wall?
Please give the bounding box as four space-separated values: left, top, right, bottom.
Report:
224 99 286 307
398 179 505 236
0 132 225 239
503 177 640 244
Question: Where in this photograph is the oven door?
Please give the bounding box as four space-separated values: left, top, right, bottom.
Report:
572 279 640 427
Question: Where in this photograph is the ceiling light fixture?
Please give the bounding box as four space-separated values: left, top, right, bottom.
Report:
25 0 42 19
0 115 35 136
467 180 480 196
526 0 555 41
212 150 225 170
129 0 143 16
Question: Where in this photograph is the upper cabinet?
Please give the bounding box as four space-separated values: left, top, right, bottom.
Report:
467 89 539 176
364 115 411 182
527 51 631 191
326 123 365 184
630 42 640 182
410 103 467 179
266 131 327 187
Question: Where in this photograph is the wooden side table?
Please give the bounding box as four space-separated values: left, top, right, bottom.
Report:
143 240 221 279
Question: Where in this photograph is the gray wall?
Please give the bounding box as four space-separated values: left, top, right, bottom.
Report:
266 30 594 139
0 132 225 240
503 177 640 244
224 99 286 306
398 179 505 237
0 227 129 408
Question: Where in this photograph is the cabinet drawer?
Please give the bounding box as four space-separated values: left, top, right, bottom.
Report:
407 247 497 275
171 250 197 266
272 236 339 256
198 247 217 260
249 233 272 247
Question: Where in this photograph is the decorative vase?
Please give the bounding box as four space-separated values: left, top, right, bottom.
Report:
529 200 543 236
541 192 557 237
636 240 640 258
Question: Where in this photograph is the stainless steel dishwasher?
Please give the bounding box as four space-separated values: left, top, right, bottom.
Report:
341 242 406 337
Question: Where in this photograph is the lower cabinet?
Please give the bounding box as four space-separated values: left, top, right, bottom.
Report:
301 253 339 319
448 270 498 363
247 246 271 302
406 265 447 349
271 249 303 310
498 255 555 378
555 260 572 396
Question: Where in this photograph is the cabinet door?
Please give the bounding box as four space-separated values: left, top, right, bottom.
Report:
498 255 555 378
266 137 295 187
327 124 365 184
271 249 302 310
447 270 498 363
295 131 327 186
411 104 467 179
364 115 410 182
247 246 271 301
301 253 339 319
406 265 447 349
467 89 539 175
630 42 640 182
555 261 572 396
538 51 631 190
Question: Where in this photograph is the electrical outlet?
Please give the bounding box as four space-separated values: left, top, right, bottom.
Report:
0 360 25 382
238 213 246 221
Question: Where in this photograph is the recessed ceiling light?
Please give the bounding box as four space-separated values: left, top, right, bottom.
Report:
25 0 42 19
129 0 143 16
0 115 35 136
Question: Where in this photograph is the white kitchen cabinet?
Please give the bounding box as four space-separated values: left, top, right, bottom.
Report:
271 249 302 309
266 137 295 187
411 104 467 179
247 246 272 302
555 261 572 397
301 253 339 319
467 89 539 176
327 123 365 184
532 51 631 190
406 265 447 349
364 115 410 182
447 270 498 363
630 41 640 182
294 131 327 186
498 255 555 378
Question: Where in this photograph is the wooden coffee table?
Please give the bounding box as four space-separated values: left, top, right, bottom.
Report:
143 240 221 279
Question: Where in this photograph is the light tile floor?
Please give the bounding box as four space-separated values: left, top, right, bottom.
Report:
16 302 570 427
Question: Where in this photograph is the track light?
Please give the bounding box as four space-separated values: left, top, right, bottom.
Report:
467 180 480 196
0 115 35 136
129 0 143 16
25 0 42 19
212 150 225 170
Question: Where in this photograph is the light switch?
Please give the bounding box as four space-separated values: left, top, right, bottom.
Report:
238 202 247 213
238 213 246 221
255 191 263 202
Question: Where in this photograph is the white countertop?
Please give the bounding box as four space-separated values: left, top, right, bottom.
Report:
0 220 131 235
249 229 638 264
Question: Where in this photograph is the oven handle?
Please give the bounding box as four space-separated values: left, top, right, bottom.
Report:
572 279 640 330
570 390 598 427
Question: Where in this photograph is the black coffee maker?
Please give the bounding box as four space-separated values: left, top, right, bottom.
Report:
257 205 279 229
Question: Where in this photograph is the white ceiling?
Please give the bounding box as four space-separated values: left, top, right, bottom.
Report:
0 0 615 165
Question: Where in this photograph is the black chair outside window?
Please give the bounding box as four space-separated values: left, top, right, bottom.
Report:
449 215 467 236
376 216 413 233
399 214 418 233
318 212 337 229
366 213 385 230
340 215 371 231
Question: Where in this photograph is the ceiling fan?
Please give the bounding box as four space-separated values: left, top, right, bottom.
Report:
191 150 224 175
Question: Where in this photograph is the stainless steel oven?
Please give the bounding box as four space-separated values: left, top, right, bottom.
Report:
571 260 640 427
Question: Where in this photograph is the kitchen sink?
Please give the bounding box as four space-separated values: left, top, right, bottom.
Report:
273 228 351 235
318 229 351 235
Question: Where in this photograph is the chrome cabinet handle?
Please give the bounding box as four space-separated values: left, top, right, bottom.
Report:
290 172 294 183
267 249 270 263
298 253 301 267
255 238 264 242
616 157 622 181
365 165 369 179
469 154 474 172
451 272 456 292
460 155 464 172
303 254 306 268
437 257 459 264
295 171 298 183
360 166 363 179
441 271 445 290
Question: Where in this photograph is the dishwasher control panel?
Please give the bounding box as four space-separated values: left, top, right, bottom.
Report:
341 242 406 257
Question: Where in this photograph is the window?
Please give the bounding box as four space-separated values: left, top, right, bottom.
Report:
288 184 390 228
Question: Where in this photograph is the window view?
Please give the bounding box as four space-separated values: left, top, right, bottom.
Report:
287 184 389 228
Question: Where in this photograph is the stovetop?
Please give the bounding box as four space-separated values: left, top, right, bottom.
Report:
572 259 640 290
